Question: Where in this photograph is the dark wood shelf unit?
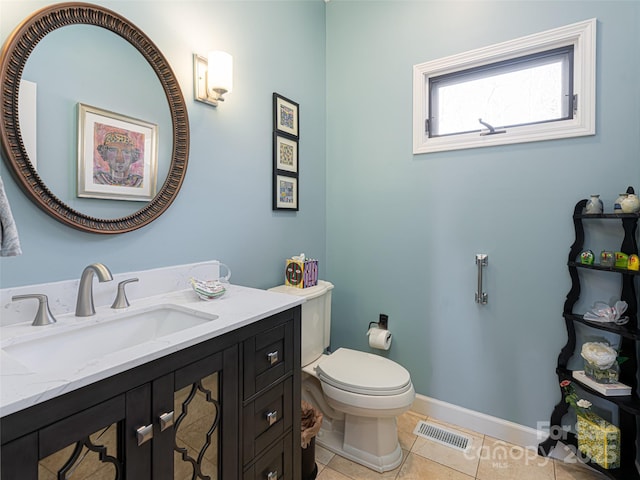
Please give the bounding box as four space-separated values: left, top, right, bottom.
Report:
538 196 640 480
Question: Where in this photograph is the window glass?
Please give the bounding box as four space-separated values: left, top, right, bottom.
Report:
430 47 573 137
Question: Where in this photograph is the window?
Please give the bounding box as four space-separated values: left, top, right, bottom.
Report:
429 46 574 137
413 19 596 154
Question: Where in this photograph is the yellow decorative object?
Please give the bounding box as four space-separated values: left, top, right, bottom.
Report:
628 254 639 271
285 256 318 288
577 411 620 469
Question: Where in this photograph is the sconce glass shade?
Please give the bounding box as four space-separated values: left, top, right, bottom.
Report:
208 51 233 95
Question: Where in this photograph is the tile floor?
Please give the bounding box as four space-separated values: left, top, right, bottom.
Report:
313 411 607 480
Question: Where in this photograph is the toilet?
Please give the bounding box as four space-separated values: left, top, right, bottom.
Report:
268 280 415 473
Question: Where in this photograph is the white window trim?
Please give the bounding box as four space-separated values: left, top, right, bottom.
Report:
413 18 596 154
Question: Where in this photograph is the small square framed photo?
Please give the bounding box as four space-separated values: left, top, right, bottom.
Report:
273 93 299 138
274 174 298 211
274 133 298 174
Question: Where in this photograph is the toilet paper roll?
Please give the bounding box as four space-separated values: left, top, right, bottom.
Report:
367 327 392 350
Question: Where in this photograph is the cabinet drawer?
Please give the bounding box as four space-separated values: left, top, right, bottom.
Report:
243 432 293 480
243 377 293 464
244 321 293 398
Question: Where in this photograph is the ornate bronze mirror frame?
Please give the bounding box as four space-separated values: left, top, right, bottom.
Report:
0 2 189 234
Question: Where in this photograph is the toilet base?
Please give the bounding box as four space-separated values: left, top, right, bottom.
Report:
316 414 404 473
301 365 412 473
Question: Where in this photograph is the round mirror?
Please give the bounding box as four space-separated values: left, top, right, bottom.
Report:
0 3 189 234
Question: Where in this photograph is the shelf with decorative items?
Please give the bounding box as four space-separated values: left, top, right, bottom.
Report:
556 367 640 415
538 189 640 480
564 313 640 340
568 261 640 274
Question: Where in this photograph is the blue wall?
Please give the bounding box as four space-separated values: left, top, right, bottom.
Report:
0 0 327 289
2 0 639 432
325 0 639 430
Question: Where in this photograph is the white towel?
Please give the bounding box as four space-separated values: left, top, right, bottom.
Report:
0 176 22 257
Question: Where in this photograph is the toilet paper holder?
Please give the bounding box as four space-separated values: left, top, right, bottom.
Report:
368 313 388 331
367 314 392 350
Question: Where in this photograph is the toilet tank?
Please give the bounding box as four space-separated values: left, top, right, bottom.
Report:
268 280 334 367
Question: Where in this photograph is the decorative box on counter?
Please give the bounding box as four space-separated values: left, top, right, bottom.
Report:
285 254 318 288
577 411 620 469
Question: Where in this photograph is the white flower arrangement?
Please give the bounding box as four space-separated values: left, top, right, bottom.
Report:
580 342 617 370
576 399 593 409
561 380 592 413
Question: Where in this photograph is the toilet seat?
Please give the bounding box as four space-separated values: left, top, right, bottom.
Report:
315 348 412 396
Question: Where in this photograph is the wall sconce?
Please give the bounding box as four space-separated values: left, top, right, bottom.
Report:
193 51 233 107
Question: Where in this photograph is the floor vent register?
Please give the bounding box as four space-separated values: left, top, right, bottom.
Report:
413 420 471 452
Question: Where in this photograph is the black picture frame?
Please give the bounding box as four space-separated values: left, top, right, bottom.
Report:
273 173 298 211
273 132 298 174
273 92 299 138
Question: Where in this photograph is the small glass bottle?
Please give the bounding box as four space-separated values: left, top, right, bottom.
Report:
600 251 615 267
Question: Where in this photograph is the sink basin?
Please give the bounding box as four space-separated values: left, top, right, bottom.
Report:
2 304 218 373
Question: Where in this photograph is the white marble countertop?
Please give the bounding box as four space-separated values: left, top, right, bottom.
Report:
0 283 303 418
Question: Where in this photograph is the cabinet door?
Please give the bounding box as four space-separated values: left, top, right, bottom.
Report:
152 346 239 480
8 395 132 480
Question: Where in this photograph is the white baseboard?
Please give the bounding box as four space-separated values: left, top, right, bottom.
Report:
410 393 638 473
411 393 545 450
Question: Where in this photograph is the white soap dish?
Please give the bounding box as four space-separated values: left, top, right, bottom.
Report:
190 278 226 301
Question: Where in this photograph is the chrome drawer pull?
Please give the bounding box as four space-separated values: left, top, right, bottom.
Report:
136 424 153 446
266 410 278 426
266 470 278 480
159 411 174 431
267 351 279 365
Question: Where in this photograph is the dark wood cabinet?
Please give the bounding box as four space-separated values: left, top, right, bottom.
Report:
242 309 300 480
538 199 639 480
1 306 301 480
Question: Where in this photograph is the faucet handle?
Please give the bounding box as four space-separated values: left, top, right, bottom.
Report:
111 278 139 309
12 294 57 326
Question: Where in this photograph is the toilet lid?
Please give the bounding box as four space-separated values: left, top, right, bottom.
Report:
315 348 412 396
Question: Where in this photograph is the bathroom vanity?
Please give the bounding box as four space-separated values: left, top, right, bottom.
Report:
0 264 303 480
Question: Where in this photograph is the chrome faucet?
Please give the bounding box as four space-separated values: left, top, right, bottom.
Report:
75 263 113 317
